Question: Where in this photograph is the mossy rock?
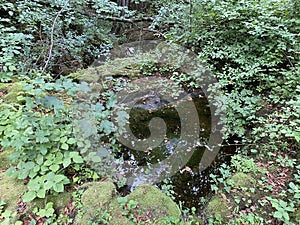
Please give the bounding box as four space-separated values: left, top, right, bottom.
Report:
291 208 300 224
24 192 72 216
0 148 14 169
0 172 71 218
0 172 27 211
75 182 182 225
206 196 232 219
69 57 143 83
108 216 134 225
75 180 117 224
80 180 117 208
107 184 181 225
126 184 181 223
229 172 256 189
0 81 26 103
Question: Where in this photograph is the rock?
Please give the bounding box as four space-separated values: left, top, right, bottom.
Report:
0 81 26 104
68 57 144 82
291 208 300 224
108 217 134 225
0 173 27 211
26 192 72 216
205 172 257 220
127 184 181 222
80 181 117 208
75 182 182 225
74 180 117 224
205 196 232 220
0 172 71 220
229 172 256 188
0 148 14 170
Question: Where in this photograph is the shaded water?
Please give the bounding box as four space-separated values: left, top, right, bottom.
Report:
120 91 234 209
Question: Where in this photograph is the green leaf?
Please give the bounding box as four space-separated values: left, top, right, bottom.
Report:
37 189 46 198
23 191 37 202
5 167 17 177
53 183 64 192
36 154 44 165
70 152 84 163
100 120 115 135
97 147 110 157
44 181 53 190
32 165 40 173
61 143 69 150
67 138 76 144
50 164 60 172
28 179 40 191
273 211 282 219
116 111 129 127
55 174 68 183
60 136 68 143
63 157 71 168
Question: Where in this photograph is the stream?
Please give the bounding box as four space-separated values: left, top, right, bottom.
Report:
117 89 235 209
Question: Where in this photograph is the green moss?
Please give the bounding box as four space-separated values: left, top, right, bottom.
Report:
25 192 72 215
0 172 71 220
75 182 182 225
80 181 117 208
291 208 300 224
0 173 27 211
127 184 181 222
0 81 26 103
229 172 256 188
206 196 231 219
108 216 135 225
107 184 181 225
75 180 117 224
68 57 147 82
0 148 14 169
68 67 101 82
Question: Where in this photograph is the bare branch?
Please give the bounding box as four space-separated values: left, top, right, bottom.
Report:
42 0 70 74
97 15 154 23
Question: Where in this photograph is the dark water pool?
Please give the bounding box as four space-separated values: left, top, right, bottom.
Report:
118 92 235 209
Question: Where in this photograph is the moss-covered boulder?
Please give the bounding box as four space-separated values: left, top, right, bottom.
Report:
75 182 182 225
80 181 117 208
0 148 14 169
108 216 134 225
0 172 27 211
229 172 256 188
25 192 72 215
291 208 300 224
0 172 71 220
0 81 26 103
108 184 181 225
74 180 117 224
205 173 257 222
127 184 181 222
68 57 144 83
206 196 232 220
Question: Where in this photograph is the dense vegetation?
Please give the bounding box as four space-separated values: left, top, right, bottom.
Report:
0 0 299 224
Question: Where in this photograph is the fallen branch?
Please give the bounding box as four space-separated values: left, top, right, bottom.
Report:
97 15 154 23
42 0 70 74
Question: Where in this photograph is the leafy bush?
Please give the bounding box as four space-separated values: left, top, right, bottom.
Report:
154 0 300 137
0 0 124 79
0 76 82 201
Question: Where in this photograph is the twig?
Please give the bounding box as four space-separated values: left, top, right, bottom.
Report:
283 52 295 71
140 27 165 38
97 15 154 23
42 0 70 74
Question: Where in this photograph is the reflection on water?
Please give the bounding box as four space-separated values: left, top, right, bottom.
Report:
115 87 237 209
117 92 235 209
